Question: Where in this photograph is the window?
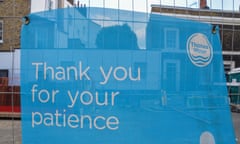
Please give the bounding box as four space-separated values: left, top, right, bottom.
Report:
0 21 3 43
163 60 180 92
0 69 8 77
164 28 179 49
0 69 8 86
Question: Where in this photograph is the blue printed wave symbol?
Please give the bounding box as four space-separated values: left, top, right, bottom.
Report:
191 55 211 63
190 55 211 66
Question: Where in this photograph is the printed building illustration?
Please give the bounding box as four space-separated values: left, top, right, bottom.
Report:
150 2 240 73
149 0 240 109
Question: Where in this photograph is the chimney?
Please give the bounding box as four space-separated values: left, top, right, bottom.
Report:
58 0 64 8
200 0 209 9
77 3 87 17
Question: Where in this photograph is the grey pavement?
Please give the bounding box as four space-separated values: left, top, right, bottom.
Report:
0 120 21 144
232 112 240 144
0 113 239 144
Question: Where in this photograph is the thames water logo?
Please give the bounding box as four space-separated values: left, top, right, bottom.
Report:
187 33 213 67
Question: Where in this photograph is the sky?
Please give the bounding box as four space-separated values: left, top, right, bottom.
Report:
32 0 240 13
74 0 240 12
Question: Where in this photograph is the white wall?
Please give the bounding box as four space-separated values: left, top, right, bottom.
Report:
0 50 20 86
31 0 46 13
31 0 73 13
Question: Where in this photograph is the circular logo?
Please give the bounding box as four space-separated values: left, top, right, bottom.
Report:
187 33 213 67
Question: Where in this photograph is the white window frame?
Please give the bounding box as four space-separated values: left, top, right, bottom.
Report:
224 60 235 72
163 60 180 91
164 28 179 49
0 20 3 43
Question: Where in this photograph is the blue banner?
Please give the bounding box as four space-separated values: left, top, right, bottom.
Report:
21 7 236 144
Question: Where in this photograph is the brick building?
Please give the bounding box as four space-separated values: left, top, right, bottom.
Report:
151 3 240 73
0 0 31 52
0 0 31 113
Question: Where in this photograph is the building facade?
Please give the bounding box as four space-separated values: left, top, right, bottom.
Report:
0 0 31 113
0 0 31 87
151 5 240 74
0 0 31 51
